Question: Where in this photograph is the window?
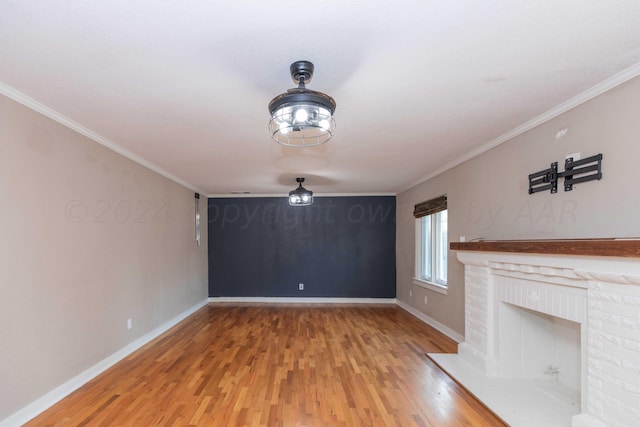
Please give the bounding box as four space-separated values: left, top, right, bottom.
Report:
413 195 448 293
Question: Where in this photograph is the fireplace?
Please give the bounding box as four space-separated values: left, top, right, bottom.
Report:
429 240 640 427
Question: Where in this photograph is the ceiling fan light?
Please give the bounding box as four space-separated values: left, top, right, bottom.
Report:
288 177 314 206
294 108 309 123
279 122 290 134
268 61 336 147
319 119 330 130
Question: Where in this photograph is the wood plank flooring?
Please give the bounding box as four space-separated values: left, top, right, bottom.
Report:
25 304 505 426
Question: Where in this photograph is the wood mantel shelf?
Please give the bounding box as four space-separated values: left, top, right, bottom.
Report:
450 238 640 258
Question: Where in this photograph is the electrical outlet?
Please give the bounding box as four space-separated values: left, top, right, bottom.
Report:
127 318 132 330
424 296 428 305
409 290 413 297
299 283 304 291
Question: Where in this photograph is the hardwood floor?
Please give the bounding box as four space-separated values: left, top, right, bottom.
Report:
25 304 505 426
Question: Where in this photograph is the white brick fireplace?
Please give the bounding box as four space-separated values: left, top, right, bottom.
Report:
429 243 640 427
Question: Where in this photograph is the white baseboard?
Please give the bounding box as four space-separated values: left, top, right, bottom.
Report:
395 300 465 343
209 297 465 343
0 299 209 427
208 296 397 304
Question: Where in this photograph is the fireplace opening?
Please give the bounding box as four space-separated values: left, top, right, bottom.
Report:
498 302 582 406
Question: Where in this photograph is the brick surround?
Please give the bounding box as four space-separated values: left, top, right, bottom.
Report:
455 251 640 427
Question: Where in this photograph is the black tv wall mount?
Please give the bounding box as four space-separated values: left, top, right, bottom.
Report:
528 153 603 195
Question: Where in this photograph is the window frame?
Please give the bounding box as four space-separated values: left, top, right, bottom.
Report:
414 208 448 295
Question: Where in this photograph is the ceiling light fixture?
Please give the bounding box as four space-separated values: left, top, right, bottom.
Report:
268 61 336 147
289 177 314 206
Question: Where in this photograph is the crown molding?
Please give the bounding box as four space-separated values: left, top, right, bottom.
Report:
207 193 396 198
0 83 201 193
399 61 640 194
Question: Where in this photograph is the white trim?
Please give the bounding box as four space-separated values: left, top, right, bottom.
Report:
3 60 640 199
414 214 449 293
396 300 464 343
206 193 397 198
208 296 397 304
413 278 448 295
0 299 209 427
0 82 201 194
399 61 640 193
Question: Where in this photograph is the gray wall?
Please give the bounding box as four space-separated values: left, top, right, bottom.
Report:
0 94 208 421
396 76 640 337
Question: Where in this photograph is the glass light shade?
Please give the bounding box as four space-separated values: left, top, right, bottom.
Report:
288 181 314 206
269 102 335 147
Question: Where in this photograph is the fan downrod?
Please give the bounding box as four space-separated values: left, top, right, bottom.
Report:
290 61 314 84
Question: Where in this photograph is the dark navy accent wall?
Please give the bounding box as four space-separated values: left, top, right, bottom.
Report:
208 196 396 298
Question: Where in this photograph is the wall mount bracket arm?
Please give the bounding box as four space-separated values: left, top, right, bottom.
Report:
528 153 602 195
558 153 603 192
528 162 558 194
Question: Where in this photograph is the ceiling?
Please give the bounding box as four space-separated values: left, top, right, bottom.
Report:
2 1 640 196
